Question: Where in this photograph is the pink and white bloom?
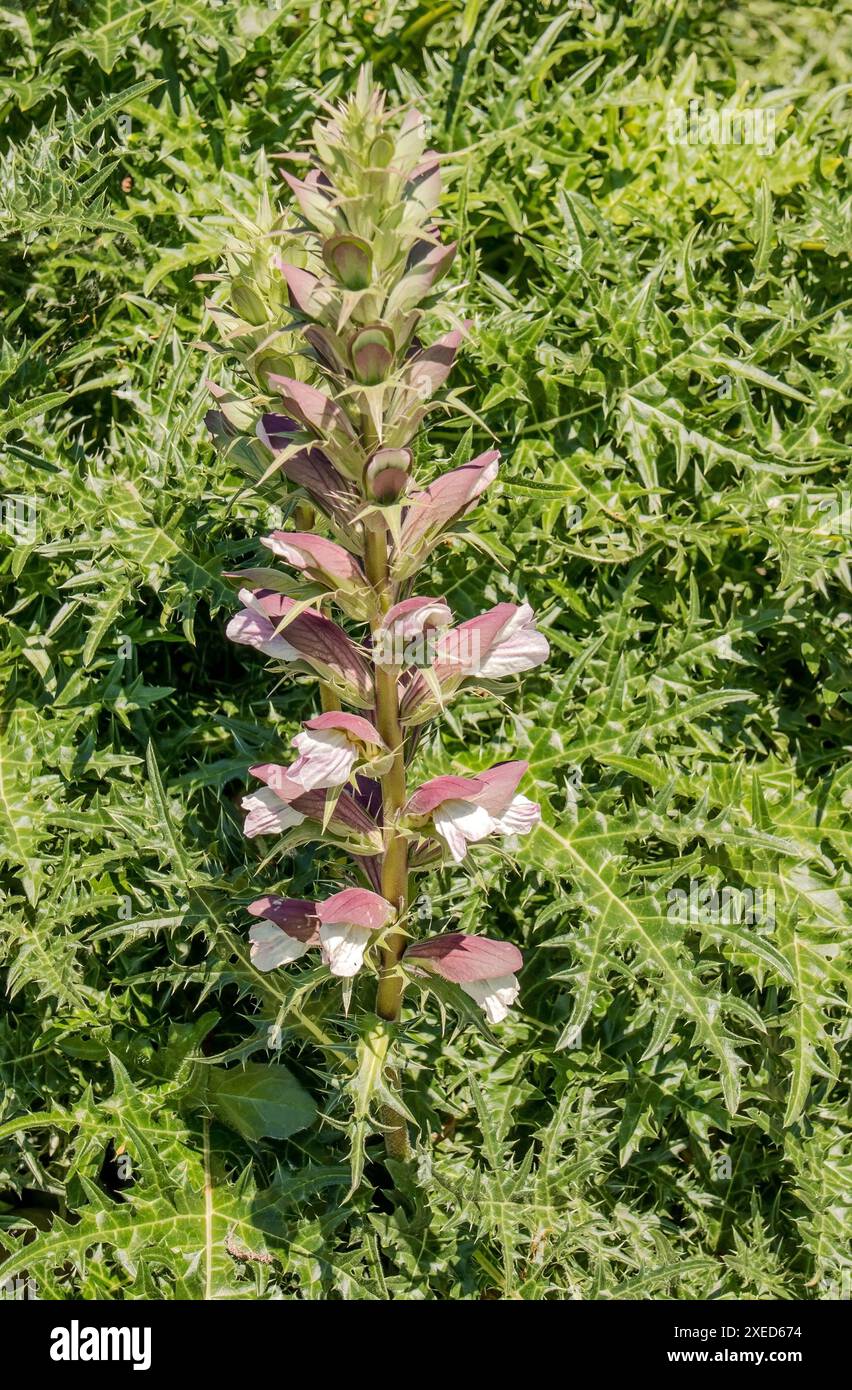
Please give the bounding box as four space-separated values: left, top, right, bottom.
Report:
241 783 306 838
226 589 374 707
399 602 549 724
446 602 550 679
405 760 540 864
261 531 364 590
242 763 382 849
404 932 523 1023
287 712 387 791
247 896 319 970
314 888 395 977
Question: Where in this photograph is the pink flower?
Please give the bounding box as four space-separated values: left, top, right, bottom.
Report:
260 531 370 620
375 596 452 668
241 782 306 838
380 596 453 640
315 887 396 977
247 896 319 970
287 712 387 791
404 932 523 1022
226 590 373 707
446 602 550 679
393 451 499 579
242 764 382 850
405 760 540 864
398 602 549 724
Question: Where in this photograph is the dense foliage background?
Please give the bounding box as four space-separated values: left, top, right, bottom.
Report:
0 0 850 1300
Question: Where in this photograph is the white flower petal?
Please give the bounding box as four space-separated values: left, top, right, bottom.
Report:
232 589 300 660
289 729 356 790
433 799 495 863
460 973 520 1023
319 921 373 977
477 603 549 678
491 794 540 838
241 787 305 838
249 922 310 971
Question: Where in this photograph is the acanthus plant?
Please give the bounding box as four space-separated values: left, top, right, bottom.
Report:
206 71 549 1164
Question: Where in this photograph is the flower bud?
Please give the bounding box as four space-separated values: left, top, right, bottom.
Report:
350 323 395 384
323 234 373 290
365 447 411 501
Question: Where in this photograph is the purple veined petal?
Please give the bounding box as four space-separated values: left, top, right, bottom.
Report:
261 531 364 588
244 591 373 704
303 324 349 376
351 773 383 821
315 887 395 931
404 932 523 982
247 896 320 944
276 260 333 319
256 413 300 453
288 786 382 842
302 712 385 746
276 447 364 534
404 773 487 818
268 375 358 447
395 451 500 569
352 852 383 894
406 327 465 399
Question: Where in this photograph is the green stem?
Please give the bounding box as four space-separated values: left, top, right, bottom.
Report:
364 519 411 1162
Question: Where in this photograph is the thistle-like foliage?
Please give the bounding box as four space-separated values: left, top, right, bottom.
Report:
213 71 549 1159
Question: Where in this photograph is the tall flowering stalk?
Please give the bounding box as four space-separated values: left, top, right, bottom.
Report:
212 71 549 1163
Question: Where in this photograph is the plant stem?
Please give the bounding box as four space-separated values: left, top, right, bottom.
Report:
364 519 411 1161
